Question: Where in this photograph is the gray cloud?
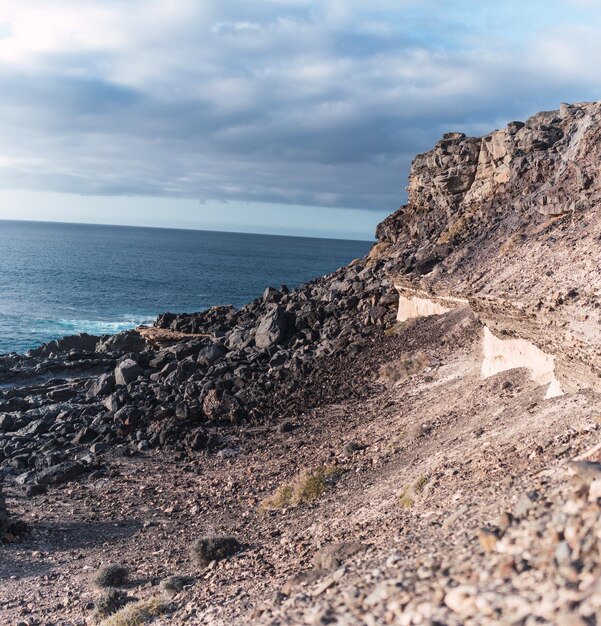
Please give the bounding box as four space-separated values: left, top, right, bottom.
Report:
1 1 601 210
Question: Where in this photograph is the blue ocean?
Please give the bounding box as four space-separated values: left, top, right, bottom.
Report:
0 220 372 355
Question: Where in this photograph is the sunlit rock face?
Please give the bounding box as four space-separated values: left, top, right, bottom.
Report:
377 101 601 394
396 294 450 322
481 327 563 399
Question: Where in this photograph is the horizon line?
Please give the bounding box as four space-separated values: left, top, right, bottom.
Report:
0 217 375 243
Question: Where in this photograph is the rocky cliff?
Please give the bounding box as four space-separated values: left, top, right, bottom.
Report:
376 101 601 394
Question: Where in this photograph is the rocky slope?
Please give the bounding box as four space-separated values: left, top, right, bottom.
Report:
1 100 601 626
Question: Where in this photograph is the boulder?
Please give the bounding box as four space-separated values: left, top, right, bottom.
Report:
0 414 15 432
97 330 146 354
26 333 99 358
0 482 7 538
255 307 288 349
114 359 141 386
87 373 115 398
197 343 226 366
37 461 86 486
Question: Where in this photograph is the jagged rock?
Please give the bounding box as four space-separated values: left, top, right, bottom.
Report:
87 373 115 398
26 333 99 358
0 414 15 432
36 461 86 486
0 481 8 538
114 359 141 386
72 426 98 445
197 343 226 366
255 307 289 349
97 330 146 354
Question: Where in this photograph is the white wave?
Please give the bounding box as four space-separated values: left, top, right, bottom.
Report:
35 315 156 337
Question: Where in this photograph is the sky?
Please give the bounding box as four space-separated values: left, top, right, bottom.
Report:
1 1 601 239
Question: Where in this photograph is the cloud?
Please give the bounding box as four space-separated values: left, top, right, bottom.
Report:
0 1 601 211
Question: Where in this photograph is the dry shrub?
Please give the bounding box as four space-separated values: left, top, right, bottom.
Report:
93 564 129 589
190 536 241 568
98 597 165 626
160 575 194 596
379 352 429 384
399 486 415 509
383 319 416 337
92 589 130 622
413 475 430 493
366 241 392 266
260 465 340 510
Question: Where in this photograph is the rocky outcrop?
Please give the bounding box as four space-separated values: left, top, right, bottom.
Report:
377 101 601 394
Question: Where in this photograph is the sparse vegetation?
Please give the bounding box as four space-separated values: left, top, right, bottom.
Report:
92 588 130 622
383 319 416 337
379 352 429 384
97 597 166 626
93 564 129 588
260 465 340 510
437 214 471 244
498 232 522 257
414 475 430 493
366 241 392 266
160 575 194 596
343 441 364 456
399 486 415 509
190 535 241 568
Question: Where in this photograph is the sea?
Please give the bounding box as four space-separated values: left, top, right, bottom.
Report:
0 220 372 355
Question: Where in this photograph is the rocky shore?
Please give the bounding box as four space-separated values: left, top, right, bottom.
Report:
2 101 601 625
0 247 398 494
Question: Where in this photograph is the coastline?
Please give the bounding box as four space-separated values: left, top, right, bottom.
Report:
2 101 601 625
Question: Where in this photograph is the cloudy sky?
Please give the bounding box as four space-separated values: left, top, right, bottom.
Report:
0 1 600 239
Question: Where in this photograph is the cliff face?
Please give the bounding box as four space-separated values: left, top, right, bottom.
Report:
376 101 601 393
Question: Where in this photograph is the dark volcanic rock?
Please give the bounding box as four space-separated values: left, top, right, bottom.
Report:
26 333 99 358
197 343 226 367
97 330 146 354
87 373 115 398
37 461 86 486
114 359 141 386
255 307 288 349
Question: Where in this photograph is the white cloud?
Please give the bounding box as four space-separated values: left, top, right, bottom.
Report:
0 1 600 212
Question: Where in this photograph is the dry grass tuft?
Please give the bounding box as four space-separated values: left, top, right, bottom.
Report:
498 232 522 257
383 319 416 337
98 597 165 626
366 241 392 266
92 588 130 622
437 214 471 244
260 465 340 510
413 475 430 493
399 486 415 509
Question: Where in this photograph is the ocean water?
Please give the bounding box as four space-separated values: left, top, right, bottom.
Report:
0 220 372 355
